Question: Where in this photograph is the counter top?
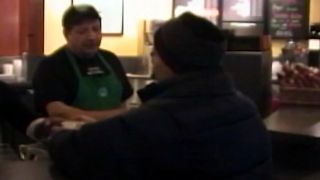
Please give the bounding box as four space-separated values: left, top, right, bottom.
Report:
264 105 320 137
0 161 66 180
0 144 65 180
1 105 320 180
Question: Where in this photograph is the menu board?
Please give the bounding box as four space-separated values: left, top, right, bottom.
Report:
270 0 309 39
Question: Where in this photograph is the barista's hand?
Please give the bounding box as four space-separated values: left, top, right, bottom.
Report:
27 116 93 140
46 101 96 122
69 114 97 123
43 117 69 134
27 117 68 140
45 116 92 133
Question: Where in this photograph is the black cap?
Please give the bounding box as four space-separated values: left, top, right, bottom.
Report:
154 12 225 74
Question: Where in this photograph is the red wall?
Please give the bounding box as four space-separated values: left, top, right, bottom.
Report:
0 0 44 56
0 0 21 56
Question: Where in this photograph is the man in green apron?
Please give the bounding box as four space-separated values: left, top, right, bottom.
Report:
33 5 133 122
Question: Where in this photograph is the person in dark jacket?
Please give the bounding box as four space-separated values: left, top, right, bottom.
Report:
0 81 37 135
48 12 272 180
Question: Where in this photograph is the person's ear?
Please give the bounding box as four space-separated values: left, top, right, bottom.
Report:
63 28 69 40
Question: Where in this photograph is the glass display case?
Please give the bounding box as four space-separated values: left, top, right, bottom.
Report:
222 0 263 22
221 0 265 36
173 0 219 24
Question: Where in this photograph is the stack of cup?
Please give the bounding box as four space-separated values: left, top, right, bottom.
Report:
13 59 23 81
2 64 14 75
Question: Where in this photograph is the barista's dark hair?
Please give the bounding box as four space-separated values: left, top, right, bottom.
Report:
62 4 101 30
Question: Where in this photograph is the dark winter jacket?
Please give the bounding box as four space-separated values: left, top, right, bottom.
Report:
48 71 272 180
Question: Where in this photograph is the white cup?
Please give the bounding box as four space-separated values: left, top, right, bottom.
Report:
13 59 22 79
3 64 13 75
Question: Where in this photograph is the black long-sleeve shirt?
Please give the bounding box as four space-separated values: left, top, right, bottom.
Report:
33 47 133 115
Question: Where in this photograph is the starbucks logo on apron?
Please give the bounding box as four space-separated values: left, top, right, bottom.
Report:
98 87 108 97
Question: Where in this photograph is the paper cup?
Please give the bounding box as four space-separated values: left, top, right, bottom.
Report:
3 64 13 75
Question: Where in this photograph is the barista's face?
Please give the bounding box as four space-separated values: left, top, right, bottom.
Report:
151 48 175 81
64 19 102 57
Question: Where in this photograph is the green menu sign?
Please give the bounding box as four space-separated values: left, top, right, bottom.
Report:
270 0 309 39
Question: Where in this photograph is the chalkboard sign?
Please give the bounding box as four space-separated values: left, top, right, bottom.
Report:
270 0 309 39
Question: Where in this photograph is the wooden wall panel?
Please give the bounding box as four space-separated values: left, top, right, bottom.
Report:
20 0 29 54
0 0 44 56
25 0 44 55
0 0 20 56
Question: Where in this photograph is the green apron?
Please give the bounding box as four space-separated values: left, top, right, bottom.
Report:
66 50 123 110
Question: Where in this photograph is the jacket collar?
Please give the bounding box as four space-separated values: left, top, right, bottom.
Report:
138 71 236 103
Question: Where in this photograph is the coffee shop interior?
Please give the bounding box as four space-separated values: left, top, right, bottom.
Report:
0 0 320 179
